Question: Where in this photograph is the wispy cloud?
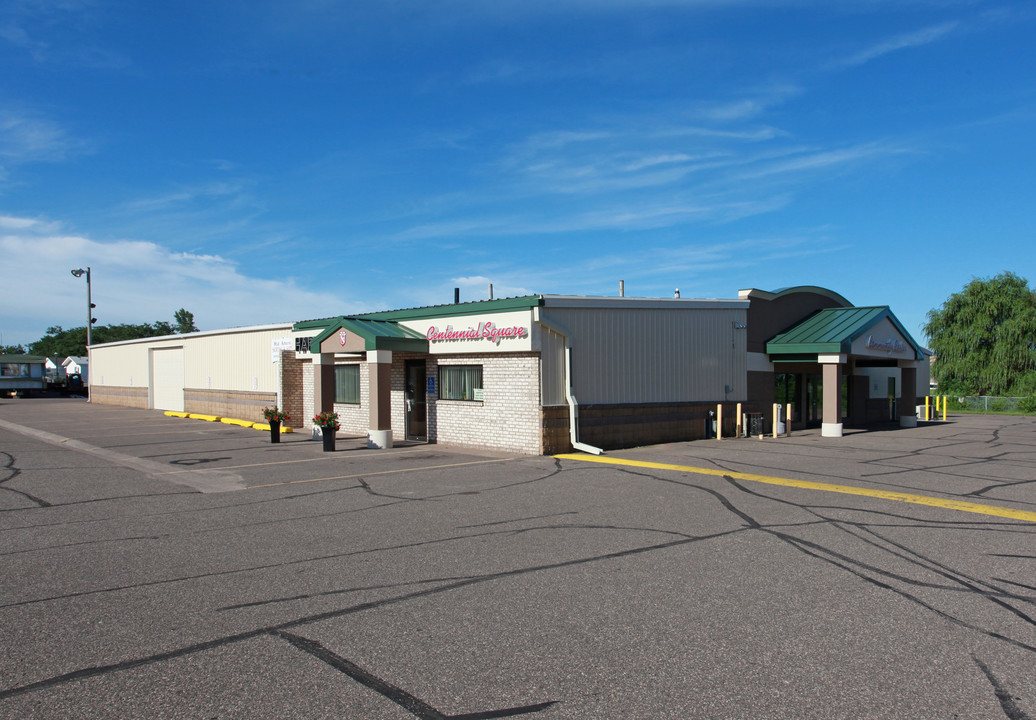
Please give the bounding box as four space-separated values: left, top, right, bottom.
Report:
0 0 129 68
838 21 959 68
116 182 251 214
0 109 75 162
727 141 912 182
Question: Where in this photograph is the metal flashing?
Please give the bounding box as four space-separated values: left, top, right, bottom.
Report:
541 295 747 310
738 285 853 307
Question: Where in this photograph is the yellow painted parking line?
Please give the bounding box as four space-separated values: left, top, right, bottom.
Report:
248 457 516 489
554 454 1036 524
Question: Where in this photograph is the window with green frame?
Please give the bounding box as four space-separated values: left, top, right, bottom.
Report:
439 365 483 401
334 365 360 404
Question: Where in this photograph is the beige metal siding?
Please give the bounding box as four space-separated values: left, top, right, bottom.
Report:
88 324 293 406
183 328 289 393
91 337 180 389
541 306 747 404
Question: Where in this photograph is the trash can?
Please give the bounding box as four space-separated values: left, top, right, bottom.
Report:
776 404 786 435
744 413 764 437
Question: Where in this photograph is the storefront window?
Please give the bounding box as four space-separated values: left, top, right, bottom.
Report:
439 365 483 401
334 365 360 404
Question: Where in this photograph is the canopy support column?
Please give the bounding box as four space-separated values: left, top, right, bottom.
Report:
899 365 918 428
312 353 335 440
820 354 844 438
367 350 393 449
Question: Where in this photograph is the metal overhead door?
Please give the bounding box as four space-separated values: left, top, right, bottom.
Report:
151 348 185 412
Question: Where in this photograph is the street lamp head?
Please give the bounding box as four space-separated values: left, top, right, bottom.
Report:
71 268 86 278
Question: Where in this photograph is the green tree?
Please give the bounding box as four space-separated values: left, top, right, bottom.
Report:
1 344 28 355
28 311 198 356
174 308 198 334
924 272 1036 396
28 326 84 357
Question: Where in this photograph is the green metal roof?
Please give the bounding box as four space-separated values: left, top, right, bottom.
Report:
308 317 428 353
293 295 543 330
356 294 543 321
766 306 925 360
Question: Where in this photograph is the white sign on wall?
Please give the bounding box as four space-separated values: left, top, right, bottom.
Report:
271 337 294 362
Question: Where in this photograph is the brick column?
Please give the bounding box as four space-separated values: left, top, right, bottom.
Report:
312 353 335 440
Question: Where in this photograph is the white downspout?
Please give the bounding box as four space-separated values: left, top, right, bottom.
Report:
534 309 604 456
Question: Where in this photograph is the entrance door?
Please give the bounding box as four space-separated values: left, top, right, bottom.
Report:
151 347 185 412
405 361 427 442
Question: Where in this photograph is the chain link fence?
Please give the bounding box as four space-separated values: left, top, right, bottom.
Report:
942 396 1036 413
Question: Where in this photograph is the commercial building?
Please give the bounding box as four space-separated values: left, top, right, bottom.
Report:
88 286 929 454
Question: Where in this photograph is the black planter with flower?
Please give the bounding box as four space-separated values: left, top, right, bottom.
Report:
313 410 339 452
262 406 290 443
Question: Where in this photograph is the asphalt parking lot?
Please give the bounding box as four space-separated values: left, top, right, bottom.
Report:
1 398 1034 719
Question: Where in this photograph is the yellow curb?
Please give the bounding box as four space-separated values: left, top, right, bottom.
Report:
254 423 293 433
164 411 189 418
187 413 221 422
220 418 256 428
554 454 1036 524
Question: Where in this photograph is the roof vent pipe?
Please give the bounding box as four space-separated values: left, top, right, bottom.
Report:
619 280 625 297
674 288 680 298
488 283 494 300
454 287 460 304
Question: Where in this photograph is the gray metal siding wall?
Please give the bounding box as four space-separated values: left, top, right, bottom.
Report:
542 307 747 404
539 326 567 406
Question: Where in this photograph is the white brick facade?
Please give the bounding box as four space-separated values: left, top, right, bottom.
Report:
302 353 542 453
428 353 541 454
334 362 369 435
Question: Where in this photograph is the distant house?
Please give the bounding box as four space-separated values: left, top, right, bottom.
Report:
44 357 65 382
62 356 89 384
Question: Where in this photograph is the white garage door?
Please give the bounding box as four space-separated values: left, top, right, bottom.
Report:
151 348 185 412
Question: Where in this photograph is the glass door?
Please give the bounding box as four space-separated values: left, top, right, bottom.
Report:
888 377 897 421
405 361 427 442
806 373 822 426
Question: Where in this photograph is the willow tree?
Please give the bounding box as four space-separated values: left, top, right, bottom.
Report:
924 272 1036 396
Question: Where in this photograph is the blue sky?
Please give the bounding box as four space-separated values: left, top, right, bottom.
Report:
2 0 1034 349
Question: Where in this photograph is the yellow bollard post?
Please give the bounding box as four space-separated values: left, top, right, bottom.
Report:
735 402 743 438
787 403 792 437
717 404 723 441
943 396 947 422
925 395 930 422
772 404 779 439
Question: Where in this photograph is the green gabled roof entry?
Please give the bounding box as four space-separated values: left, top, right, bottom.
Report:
766 306 925 360
308 317 428 353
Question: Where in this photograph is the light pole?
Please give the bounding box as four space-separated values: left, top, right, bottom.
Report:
70 267 95 350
